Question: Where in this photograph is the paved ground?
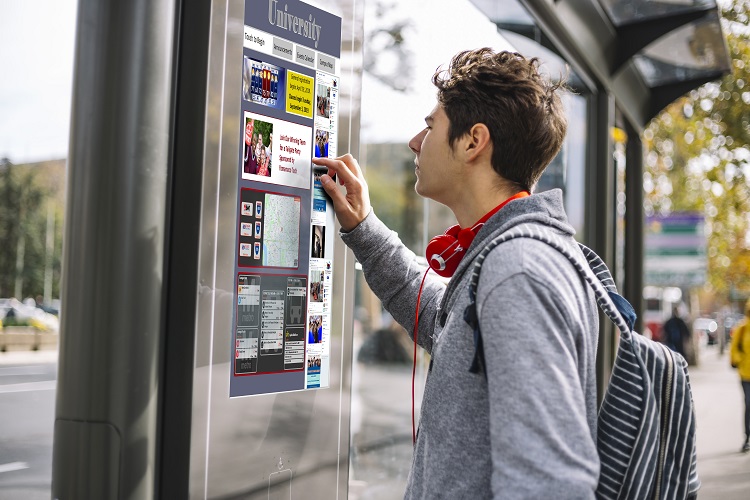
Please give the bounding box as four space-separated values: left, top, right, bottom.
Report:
691 343 750 499
0 349 57 500
1 345 748 499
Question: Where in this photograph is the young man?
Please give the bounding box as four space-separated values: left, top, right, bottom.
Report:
314 48 600 498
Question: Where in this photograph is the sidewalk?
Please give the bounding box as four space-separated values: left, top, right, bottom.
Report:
0 349 59 366
690 343 750 499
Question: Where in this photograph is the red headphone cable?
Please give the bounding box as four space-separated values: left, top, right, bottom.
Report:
411 191 530 445
412 267 431 446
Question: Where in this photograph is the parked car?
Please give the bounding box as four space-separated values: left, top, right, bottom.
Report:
0 298 59 331
0 298 12 320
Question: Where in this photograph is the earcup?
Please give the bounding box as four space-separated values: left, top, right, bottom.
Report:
424 191 530 278
426 225 477 278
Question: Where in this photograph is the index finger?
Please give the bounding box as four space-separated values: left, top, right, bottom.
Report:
312 155 362 185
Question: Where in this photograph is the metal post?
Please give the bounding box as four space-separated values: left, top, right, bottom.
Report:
623 120 644 334
52 0 176 498
586 90 616 403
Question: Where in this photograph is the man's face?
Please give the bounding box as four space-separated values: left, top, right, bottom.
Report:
245 121 254 145
408 104 460 204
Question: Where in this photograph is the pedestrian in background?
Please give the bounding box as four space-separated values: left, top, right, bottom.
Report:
663 306 690 358
730 299 750 453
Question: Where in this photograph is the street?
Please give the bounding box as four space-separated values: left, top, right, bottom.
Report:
0 351 57 499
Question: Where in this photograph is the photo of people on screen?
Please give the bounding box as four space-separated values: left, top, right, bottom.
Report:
311 225 325 258
307 356 321 368
243 117 273 177
242 57 252 101
310 271 324 302
308 316 323 344
316 84 330 119
246 59 281 108
314 130 329 159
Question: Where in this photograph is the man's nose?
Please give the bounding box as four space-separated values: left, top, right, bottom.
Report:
408 130 425 154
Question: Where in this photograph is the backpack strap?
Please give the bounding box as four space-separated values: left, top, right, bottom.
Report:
464 223 635 377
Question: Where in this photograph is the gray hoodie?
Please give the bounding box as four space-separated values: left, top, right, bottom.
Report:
341 189 600 499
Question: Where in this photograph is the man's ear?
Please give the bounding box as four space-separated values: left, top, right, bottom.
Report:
463 123 492 162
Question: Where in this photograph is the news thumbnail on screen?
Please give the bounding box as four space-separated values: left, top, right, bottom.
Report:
316 83 331 119
313 129 329 159
243 57 285 110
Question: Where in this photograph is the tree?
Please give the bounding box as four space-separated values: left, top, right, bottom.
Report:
363 1 415 92
0 158 65 302
644 2 750 300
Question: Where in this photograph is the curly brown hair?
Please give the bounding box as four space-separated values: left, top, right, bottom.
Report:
432 48 567 192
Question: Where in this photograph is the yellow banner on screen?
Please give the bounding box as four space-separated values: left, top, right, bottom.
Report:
286 71 313 118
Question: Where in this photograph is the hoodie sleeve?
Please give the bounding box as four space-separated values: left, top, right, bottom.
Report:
340 211 446 353
476 240 599 499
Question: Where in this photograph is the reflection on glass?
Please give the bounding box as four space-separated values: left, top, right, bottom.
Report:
614 121 628 292
536 92 588 238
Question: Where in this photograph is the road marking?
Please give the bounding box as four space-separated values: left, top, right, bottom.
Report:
0 462 29 474
0 380 56 394
0 366 49 376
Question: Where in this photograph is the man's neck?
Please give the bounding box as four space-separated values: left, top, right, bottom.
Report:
451 184 523 228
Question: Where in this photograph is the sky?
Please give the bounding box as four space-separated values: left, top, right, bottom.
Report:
0 1 77 164
359 0 515 144
0 0 527 163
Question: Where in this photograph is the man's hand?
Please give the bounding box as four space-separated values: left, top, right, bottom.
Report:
312 154 372 232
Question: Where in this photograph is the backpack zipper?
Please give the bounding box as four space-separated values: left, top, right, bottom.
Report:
653 344 674 499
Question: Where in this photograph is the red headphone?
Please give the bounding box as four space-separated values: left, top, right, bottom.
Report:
425 191 530 277
425 224 480 278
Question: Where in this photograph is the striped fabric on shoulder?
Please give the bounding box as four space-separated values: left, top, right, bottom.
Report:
464 223 699 499
579 244 617 293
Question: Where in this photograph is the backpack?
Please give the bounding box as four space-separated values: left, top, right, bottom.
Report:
462 223 699 500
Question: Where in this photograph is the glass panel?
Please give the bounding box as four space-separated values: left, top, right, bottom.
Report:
352 1 515 495
536 92 588 238
498 35 589 238
613 119 628 292
350 0 591 496
0 2 75 498
598 0 716 26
